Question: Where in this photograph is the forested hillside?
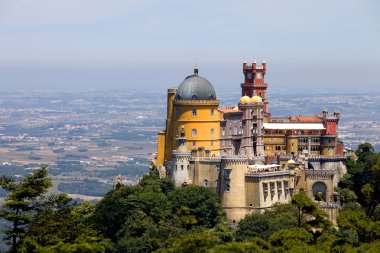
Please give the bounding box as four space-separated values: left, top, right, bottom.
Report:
0 142 379 252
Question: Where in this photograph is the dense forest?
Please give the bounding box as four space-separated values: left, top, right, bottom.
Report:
0 142 379 252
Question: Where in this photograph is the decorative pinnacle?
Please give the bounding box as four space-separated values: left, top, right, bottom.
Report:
194 65 199 75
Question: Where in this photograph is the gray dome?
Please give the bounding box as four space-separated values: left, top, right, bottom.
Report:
176 68 216 100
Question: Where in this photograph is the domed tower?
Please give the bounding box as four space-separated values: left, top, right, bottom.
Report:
168 67 220 160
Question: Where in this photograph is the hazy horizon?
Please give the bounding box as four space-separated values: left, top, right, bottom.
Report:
1 0 379 92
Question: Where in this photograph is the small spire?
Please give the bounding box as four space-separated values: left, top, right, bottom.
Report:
194 65 199 75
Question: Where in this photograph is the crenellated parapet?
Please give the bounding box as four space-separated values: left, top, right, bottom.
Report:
221 156 248 164
305 169 335 180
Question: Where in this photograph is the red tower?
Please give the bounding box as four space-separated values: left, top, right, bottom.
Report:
241 60 254 97
241 59 269 112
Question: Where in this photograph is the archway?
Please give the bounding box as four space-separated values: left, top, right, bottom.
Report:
312 182 327 201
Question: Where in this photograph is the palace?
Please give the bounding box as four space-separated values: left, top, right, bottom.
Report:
153 60 346 224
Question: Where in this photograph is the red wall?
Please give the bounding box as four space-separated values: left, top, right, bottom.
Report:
325 121 337 135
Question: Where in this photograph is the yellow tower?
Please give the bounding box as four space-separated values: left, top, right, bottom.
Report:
286 136 298 156
171 67 220 156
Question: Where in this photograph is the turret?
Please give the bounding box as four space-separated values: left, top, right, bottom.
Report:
172 126 191 186
253 60 268 113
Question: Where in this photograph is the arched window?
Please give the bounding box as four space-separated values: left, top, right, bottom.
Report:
192 129 197 137
203 179 208 187
192 109 197 117
210 128 214 137
192 95 198 100
211 109 214 116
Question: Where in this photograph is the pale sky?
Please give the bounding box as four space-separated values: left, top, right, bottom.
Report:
0 0 379 93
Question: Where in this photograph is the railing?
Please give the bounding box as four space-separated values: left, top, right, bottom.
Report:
245 170 289 178
173 99 219 105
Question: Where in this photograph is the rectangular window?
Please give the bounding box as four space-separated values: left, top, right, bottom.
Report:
284 181 289 197
176 108 180 118
210 128 214 137
270 182 275 200
263 183 268 201
192 129 197 137
211 141 214 147
192 109 197 117
175 128 179 136
277 181 282 198
192 141 196 147
224 169 231 179
211 109 214 116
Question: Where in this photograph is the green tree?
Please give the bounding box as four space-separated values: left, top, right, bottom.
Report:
235 213 270 241
155 231 220 253
291 191 329 229
338 143 380 217
207 238 269 253
0 167 52 252
268 228 318 253
337 208 379 243
168 185 225 228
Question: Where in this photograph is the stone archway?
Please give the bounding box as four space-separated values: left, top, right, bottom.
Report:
312 181 327 201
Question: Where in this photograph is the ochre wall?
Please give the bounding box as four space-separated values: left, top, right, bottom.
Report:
264 136 286 156
172 102 220 155
164 89 177 161
286 137 298 155
156 131 166 166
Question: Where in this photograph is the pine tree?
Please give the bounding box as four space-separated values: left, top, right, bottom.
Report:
0 166 52 252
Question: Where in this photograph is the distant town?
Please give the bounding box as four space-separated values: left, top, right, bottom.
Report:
0 90 379 200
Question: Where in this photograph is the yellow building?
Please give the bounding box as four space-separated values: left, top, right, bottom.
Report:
156 67 220 165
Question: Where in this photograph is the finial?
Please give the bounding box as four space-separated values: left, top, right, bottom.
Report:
194 65 199 75
253 59 257 64
262 59 266 64
243 59 247 64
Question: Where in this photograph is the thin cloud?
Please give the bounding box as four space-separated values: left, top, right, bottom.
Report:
0 0 157 27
